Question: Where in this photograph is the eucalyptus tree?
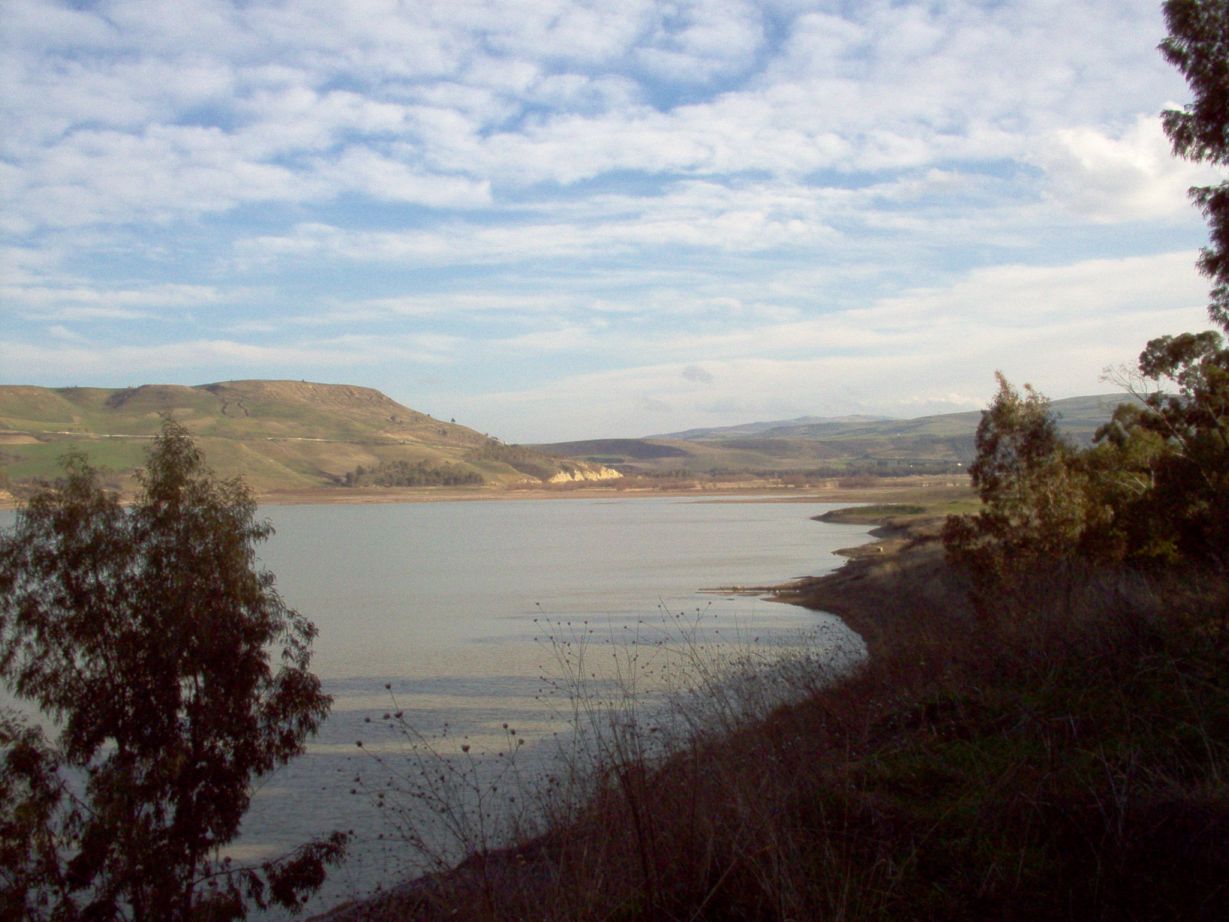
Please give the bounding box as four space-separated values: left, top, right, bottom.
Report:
1 420 345 920
1161 0 1229 330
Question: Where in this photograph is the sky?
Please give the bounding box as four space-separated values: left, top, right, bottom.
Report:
1 0 1223 443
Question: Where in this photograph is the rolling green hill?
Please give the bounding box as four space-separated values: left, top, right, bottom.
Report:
0 381 616 497
535 394 1126 478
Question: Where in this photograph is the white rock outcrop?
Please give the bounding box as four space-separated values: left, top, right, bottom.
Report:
547 462 622 483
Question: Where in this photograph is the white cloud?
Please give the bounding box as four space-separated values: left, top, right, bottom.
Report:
325 148 493 207
489 325 597 353
853 251 1210 330
635 0 765 83
1 0 119 51
47 323 86 342
340 291 581 320
10 126 315 229
1 0 1215 443
236 177 848 269
2 282 244 324
2 0 1185 236
0 331 463 383
1034 115 1223 222
478 0 656 64
442 250 1214 441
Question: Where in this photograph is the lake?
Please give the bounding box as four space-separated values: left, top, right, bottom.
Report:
1 495 872 914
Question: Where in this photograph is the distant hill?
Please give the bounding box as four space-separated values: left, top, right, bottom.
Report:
536 394 1128 478
0 381 617 497
658 414 892 441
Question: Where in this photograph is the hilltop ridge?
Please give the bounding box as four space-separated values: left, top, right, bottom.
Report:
537 393 1125 478
2 381 1131 500
0 380 617 498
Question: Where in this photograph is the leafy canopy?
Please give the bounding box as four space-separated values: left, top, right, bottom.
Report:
1 420 345 920
1161 0 1229 329
945 1 1229 587
941 375 1098 612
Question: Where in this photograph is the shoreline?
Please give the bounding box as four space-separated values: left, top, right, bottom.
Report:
772 510 954 652
314 505 941 921
0 475 970 512
249 476 968 508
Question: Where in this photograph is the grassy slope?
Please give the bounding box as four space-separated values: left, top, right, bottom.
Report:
326 506 1229 921
0 381 582 495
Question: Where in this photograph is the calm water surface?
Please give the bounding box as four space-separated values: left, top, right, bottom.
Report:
2 496 872 913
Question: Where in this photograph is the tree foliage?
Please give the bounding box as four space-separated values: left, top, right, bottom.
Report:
344 459 483 487
941 376 1096 610
0 421 345 920
1129 331 1229 564
946 1 1229 590
470 439 561 481
1137 0 1229 562
955 375 1086 549
1160 0 1229 329
945 357 1227 598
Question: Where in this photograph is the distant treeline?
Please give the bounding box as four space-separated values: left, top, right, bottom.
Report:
469 439 558 481
343 460 483 487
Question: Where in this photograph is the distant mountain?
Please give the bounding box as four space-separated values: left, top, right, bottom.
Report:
536 394 1128 478
0 380 616 497
654 396 1122 444
657 415 892 441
